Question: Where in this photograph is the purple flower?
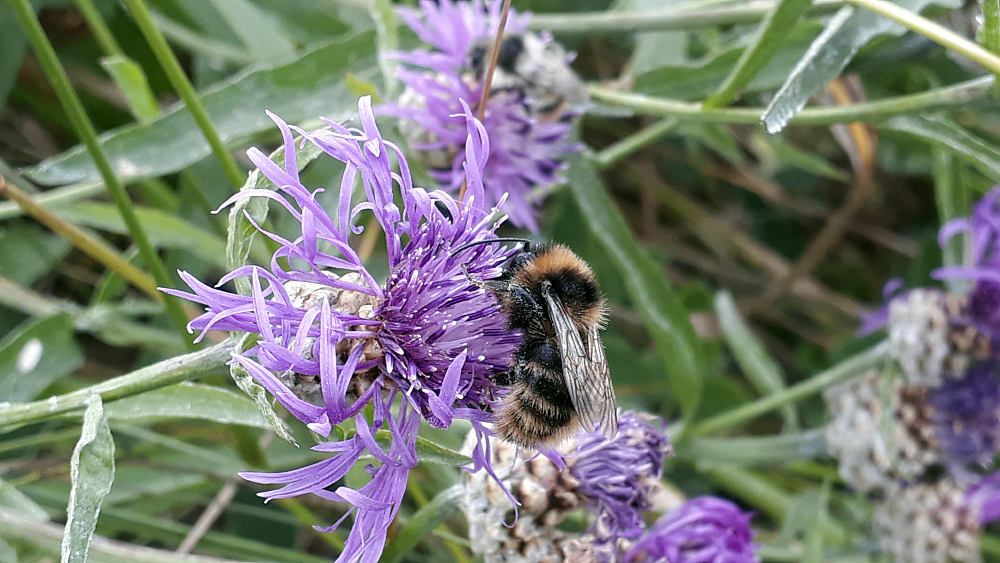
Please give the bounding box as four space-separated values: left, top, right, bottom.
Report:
164 97 520 563
935 186 1000 342
930 361 1000 469
382 0 583 232
967 470 1000 524
624 497 760 563
568 411 673 542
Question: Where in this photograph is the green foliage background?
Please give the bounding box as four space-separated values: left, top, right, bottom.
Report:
0 0 998 561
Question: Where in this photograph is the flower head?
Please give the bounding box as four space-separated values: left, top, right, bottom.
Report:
624 496 760 563
930 361 1000 469
569 411 673 541
165 97 519 563
383 0 584 232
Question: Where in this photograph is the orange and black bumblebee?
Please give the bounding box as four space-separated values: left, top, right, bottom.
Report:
453 239 618 447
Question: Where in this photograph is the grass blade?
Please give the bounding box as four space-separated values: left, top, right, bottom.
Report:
569 154 702 423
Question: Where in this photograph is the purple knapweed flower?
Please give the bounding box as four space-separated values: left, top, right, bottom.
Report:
967 470 1000 524
930 361 1000 469
936 186 1000 345
569 411 673 542
382 0 583 232
624 497 760 563
163 96 521 563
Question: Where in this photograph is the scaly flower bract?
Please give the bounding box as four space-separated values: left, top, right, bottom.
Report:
164 97 520 563
930 361 1000 469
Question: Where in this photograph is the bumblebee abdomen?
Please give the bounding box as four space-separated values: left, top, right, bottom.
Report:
494 363 576 447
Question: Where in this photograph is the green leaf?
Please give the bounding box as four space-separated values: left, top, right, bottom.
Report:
0 2 28 108
229 333 298 446
51 203 227 268
677 430 826 465
99 56 160 123
713 290 798 430
101 467 205 506
103 382 275 430
0 314 84 403
370 430 472 466
62 395 116 563
882 114 1000 181
227 135 325 296
207 0 297 65
0 537 15 563
26 32 379 186
705 0 813 107
368 0 399 99
761 0 962 133
567 154 703 423
0 477 49 521
381 486 461 563
0 223 71 286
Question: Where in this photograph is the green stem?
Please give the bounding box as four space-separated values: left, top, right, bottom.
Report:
699 462 845 544
589 75 995 124
9 0 194 348
688 340 890 436
843 0 1000 75
527 0 841 34
592 118 678 169
0 177 160 299
983 0 1000 55
72 0 124 57
0 341 233 431
122 0 246 190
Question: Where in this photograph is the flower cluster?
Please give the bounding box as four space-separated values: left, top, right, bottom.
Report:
165 97 521 563
829 186 1000 562
460 410 760 562
382 0 585 232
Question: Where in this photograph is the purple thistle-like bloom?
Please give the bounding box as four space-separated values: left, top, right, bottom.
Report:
164 97 520 563
624 497 760 563
967 470 1000 524
568 411 673 542
382 0 582 232
930 361 1000 469
935 186 1000 344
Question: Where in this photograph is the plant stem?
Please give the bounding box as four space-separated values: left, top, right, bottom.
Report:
0 177 160 300
8 0 194 348
0 341 233 432
843 0 1000 75
0 181 104 221
688 340 890 436
72 0 124 57
528 0 842 34
592 118 678 169
122 0 246 190
590 75 994 124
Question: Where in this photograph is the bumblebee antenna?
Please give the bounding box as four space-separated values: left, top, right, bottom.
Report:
450 237 531 257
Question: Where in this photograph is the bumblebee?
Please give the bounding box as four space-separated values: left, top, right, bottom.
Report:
455 239 617 447
467 32 588 120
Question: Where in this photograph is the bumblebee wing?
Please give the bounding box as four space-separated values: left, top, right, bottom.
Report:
541 286 618 440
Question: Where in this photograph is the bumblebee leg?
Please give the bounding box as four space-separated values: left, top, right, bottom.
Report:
461 263 514 294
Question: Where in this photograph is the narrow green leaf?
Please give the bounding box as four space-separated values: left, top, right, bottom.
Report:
705 0 813 107
0 314 84 403
99 56 159 123
0 477 49 521
883 114 1000 181
382 487 461 563
0 537 14 563
63 395 116 563
227 138 324 296
982 0 1000 57
51 203 227 269
207 0 297 65
568 154 702 423
677 430 826 466
713 291 798 430
0 1 28 109
0 223 71 286
761 0 961 133
26 33 378 186
932 150 968 293
368 0 398 99
229 333 297 445
103 382 274 430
